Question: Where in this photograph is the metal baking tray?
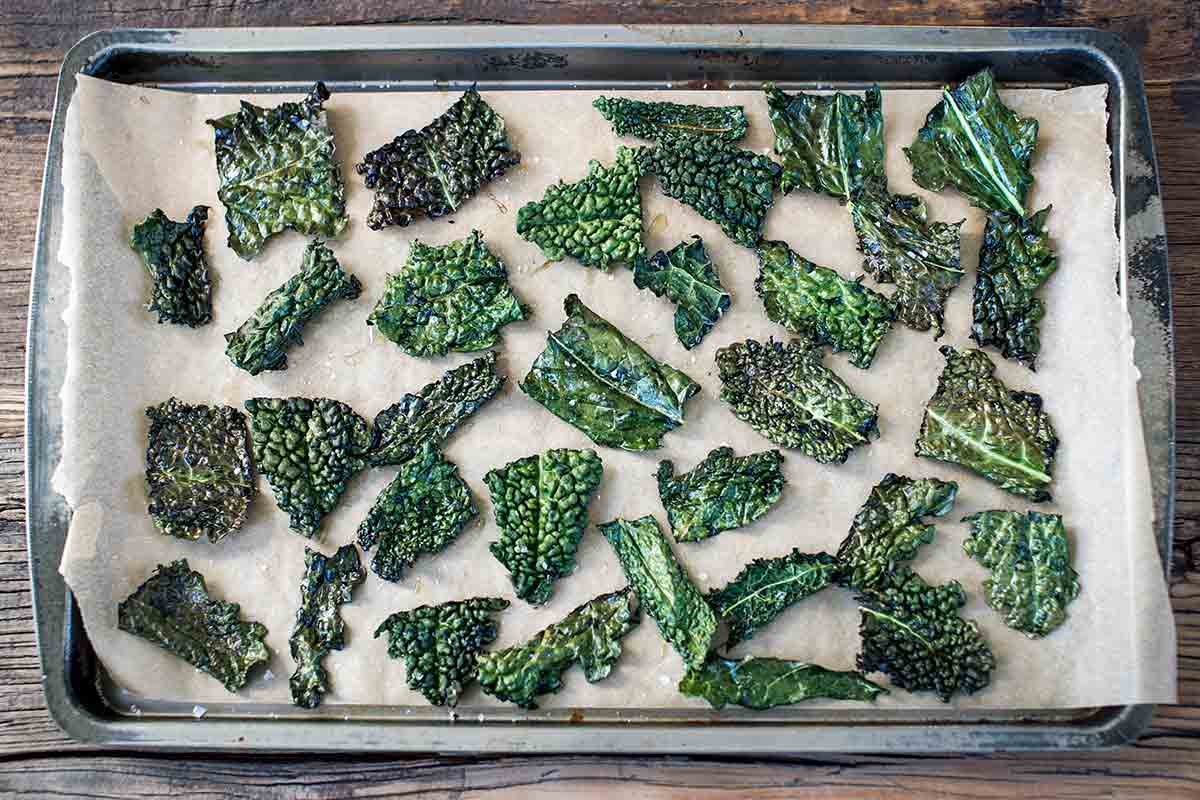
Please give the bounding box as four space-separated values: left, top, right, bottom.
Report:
26 25 1173 752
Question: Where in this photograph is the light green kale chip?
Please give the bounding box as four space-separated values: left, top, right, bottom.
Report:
708 549 839 648
129 206 213 327
117 560 269 693
916 346 1058 502
375 596 509 707
962 510 1080 638
715 338 879 464
521 294 700 451
656 446 785 543
680 655 886 710
206 82 348 259
632 236 731 350
599 515 716 669
484 448 604 605
289 544 365 709
476 587 640 709
516 146 644 270
593 96 749 143
225 240 362 376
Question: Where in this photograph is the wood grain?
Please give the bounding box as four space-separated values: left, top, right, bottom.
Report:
1 2 1199 796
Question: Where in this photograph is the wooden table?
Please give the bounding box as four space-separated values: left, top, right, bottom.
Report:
3 3 1199 796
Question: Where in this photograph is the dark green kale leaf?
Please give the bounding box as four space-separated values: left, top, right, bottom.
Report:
289 544 365 708
764 83 885 200
225 240 362 376
680 655 886 710
835 474 959 593
637 139 781 248
708 550 838 647
357 446 477 582
516 146 644 270
117 559 269 693
656 446 786 543
755 240 896 369
599 515 716 669
244 396 372 538
355 88 520 230
476 587 640 709
129 206 213 327
375 596 509 706
484 448 604 605
144 398 255 544
367 352 505 467
632 236 731 350
856 567 995 701
971 207 1058 369
206 82 348 260
593 96 749 143
904 68 1039 216
916 346 1058 502
962 510 1079 638
716 338 879 464
521 294 700 451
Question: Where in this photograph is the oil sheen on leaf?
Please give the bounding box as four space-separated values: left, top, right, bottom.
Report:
708 549 838 647
656 446 785 543
593 96 749 143
129 206 213 327
632 236 731 350
680 655 886 710
288 544 365 708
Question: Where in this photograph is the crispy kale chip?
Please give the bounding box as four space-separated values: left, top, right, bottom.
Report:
367 352 505 467
117 560 269 693
856 567 995 701
716 338 879 464
129 206 213 327
835 474 959 593
971 207 1059 369
916 346 1058 501
485 448 604 605
632 236 731 350
206 82 347 259
656 446 786 543
357 446 477 582
755 240 896 369
681 655 886 710
476 587 640 709
355 88 520 230
289 544 365 708
375 596 509 706
963 510 1080 638
225 240 362 376
521 294 700 451
600 515 716 669
367 230 527 357
764 84 885 200
516 146 644 270
637 139 781 247
708 550 839 648
244 396 371 538
593 96 749 143
905 68 1039 216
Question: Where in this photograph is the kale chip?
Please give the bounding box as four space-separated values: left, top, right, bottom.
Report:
484 448 604 605
289 544 365 708
680 655 886 710
129 206 213 327
593 96 749 143
632 236 731 350
117 559 269 693
708 549 839 648
355 88 521 229
656 446 786 543
206 82 348 260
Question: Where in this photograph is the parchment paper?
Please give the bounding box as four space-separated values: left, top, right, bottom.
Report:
54 75 1176 711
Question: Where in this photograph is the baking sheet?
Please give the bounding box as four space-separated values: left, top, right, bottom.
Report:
54 74 1175 711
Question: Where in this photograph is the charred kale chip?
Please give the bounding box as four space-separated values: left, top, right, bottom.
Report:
708 550 839 648
593 96 749 143
716 338 879 464
484 448 604 605
225 239 362 376
289 544 365 708
600 515 716 669
681 655 886 710
632 236 731 350
521 294 700 451
117 559 269 693
129 206 213 327
916 346 1058 501
355 88 521 230
476 587 641 709
375 596 509 706
244 396 371 538
656 446 786 543
963 510 1080 638
206 82 347 259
